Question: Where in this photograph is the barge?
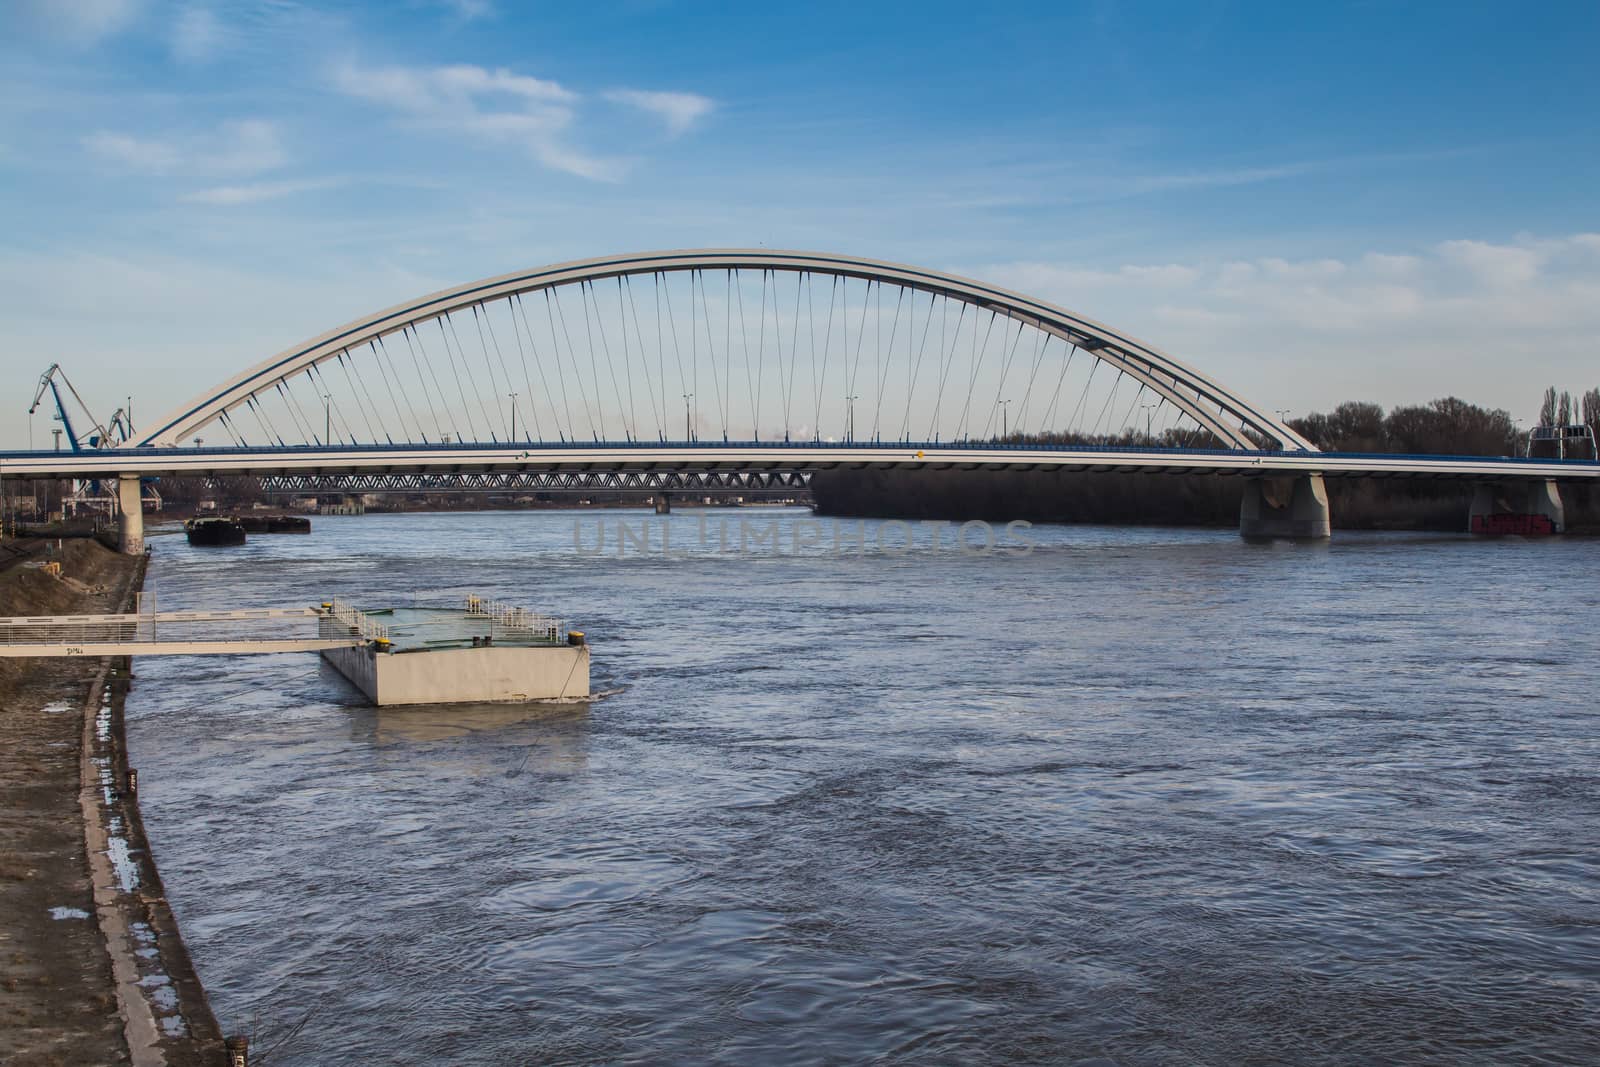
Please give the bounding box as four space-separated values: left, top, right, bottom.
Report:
184 516 246 546
239 514 311 534
317 596 589 706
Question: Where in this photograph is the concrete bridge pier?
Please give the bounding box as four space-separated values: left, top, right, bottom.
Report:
116 473 144 555
654 493 671 515
1469 480 1564 534
1239 474 1331 540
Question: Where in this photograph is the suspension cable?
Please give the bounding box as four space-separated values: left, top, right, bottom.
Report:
334 351 381 444
698 269 726 440
402 325 453 443
1040 343 1079 435
503 295 545 443
872 286 905 441
813 274 839 441
1013 329 1052 434
547 287 599 442
1066 359 1100 439
368 337 417 443
928 298 966 442
979 314 1026 440
308 363 357 444
621 276 659 440
616 278 637 443
515 293 569 442
955 310 998 442
734 270 756 441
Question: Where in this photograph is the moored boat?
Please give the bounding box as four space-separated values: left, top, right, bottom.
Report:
238 515 312 534
184 517 247 546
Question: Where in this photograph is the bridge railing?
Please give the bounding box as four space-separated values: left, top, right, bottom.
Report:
6 437 1599 466
464 595 566 644
325 598 389 643
0 606 337 649
0 618 141 645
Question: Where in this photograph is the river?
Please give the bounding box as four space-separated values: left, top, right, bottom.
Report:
125 509 1600 1065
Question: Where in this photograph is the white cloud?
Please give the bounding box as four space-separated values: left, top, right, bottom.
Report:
82 118 286 176
82 130 181 173
1127 162 1318 194
435 0 494 18
14 0 139 46
334 63 575 111
332 60 623 180
1155 305 1244 327
1362 252 1421 277
1119 263 1198 287
982 261 1199 294
975 233 1600 420
1438 239 1541 287
1259 257 1346 280
604 89 715 136
171 4 222 63
180 177 343 205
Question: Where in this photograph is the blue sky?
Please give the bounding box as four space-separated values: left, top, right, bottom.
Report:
2 0 1598 447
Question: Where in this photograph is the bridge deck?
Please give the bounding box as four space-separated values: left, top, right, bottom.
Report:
0 606 358 658
0 638 362 658
3 441 1598 481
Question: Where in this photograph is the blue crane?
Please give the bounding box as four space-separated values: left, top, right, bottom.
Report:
27 363 120 450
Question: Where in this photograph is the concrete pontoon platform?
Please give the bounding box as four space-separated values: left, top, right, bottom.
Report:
319 597 590 706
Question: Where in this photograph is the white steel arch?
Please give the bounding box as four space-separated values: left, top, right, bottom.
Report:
133 249 1317 452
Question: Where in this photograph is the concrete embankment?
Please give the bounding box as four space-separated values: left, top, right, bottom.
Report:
0 539 224 1066
810 467 1600 531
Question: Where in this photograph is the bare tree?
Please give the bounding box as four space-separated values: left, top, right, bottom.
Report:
1558 390 1573 426
1540 386 1558 427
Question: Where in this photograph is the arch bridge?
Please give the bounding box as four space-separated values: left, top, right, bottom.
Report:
2 249 1594 547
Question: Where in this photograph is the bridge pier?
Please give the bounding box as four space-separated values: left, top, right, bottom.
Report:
1239 474 1331 540
654 492 671 515
116 473 144 555
1469 480 1564 535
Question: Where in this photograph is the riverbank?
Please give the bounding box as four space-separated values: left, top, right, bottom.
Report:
0 539 223 1066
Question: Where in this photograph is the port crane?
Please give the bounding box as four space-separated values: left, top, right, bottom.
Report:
24 365 157 517
26 363 131 450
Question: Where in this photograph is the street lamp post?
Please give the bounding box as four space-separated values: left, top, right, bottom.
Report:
1141 402 1158 443
1000 399 1011 440
845 395 859 442
323 395 332 446
508 392 519 442
682 393 694 442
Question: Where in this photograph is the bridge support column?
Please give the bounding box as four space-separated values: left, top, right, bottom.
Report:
1239 475 1331 540
116 474 144 555
1469 480 1564 535
654 492 671 515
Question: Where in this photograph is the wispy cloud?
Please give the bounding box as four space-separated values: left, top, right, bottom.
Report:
604 89 715 136
82 130 181 173
432 0 494 19
331 60 625 181
14 0 140 47
1127 161 1320 194
170 3 223 63
82 118 286 176
180 177 344 205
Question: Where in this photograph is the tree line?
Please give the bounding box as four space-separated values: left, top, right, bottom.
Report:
1288 388 1599 459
